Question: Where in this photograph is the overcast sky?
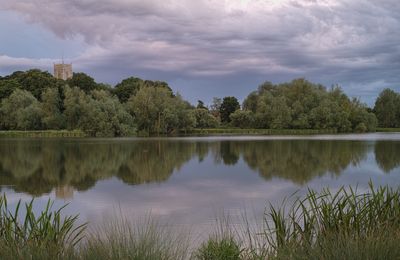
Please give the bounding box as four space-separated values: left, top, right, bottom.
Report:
0 0 399 105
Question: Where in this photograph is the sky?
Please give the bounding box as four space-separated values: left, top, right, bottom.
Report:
0 0 399 106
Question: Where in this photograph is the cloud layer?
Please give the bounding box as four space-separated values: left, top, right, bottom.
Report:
1 0 399 104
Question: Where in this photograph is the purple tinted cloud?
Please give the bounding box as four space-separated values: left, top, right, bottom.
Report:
0 0 399 104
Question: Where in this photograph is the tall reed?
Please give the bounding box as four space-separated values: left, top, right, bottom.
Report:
0 195 86 259
258 183 400 259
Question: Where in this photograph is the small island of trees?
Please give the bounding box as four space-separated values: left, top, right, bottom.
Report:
0 69 399 136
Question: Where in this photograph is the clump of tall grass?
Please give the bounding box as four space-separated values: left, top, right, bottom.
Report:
195 236 242 260
79 216 190 260
259 183 400 259
0 195 86 259
193 215 243 260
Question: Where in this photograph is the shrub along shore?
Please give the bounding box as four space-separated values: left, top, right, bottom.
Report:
1 184 399 259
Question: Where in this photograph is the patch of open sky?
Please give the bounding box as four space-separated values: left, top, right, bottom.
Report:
0 10 87 60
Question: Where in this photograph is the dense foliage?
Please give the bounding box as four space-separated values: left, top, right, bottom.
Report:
374 88 400 128
126 86 195 134
0 70 194 136
0 69 396 136
220 96 240 123
238 79 378 132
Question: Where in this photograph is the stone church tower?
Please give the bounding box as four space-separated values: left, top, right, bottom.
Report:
54 62 73 80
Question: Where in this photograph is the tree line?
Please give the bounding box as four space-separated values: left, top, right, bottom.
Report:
0 69 398 136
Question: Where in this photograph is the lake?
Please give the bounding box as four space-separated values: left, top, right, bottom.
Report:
1 133 400 239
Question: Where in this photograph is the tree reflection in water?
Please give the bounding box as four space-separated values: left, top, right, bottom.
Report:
0 139 399 197
375 141 400 173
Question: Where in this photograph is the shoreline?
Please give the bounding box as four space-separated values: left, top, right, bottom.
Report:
0 128 399 138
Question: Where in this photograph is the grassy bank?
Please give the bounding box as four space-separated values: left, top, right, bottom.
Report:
0 130 87 138
376 127 400 132
185 128 338 136
2 127 398 138
1 184 399 259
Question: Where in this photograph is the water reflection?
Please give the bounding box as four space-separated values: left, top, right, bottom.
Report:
0 140 199 197
375 141 400 173
0 138 399 197
240 141 368 184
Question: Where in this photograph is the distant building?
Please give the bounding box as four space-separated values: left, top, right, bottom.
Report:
54 62 73 80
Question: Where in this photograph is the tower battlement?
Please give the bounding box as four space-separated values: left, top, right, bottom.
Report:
54 63 73 80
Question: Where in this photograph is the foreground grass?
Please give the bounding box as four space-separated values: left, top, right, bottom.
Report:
80 218 189 260
0 195 86 259
257 184 400 259
1 184 400 259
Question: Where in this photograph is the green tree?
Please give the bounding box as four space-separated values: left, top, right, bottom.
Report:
230 110 254 128
41 88 65 129
4 69 58 100
374 89 399 128
0 79 20 100
194 108 219 128
127 86 168 133
0 89 42 130
269 96 292 129
349 98 377 132
113 77 144 103
96 83 112 92
197 100 207 110
63 86 88 130
242 91 258 113
210 97 222 118
220 96 240 123
63 87 135 136
242 79 376 132
67 72 99 93
255 93 292 129
127 86 193 134
173 94 196 132
84 90 135 136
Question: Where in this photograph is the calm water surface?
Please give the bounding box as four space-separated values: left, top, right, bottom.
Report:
1 133 400 237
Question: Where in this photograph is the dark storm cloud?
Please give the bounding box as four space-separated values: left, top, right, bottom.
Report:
0 0 399 104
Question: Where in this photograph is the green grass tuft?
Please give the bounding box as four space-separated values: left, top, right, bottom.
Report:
0 195 86 259
79 217 190 260
195 236 242 260
255 183 400 259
